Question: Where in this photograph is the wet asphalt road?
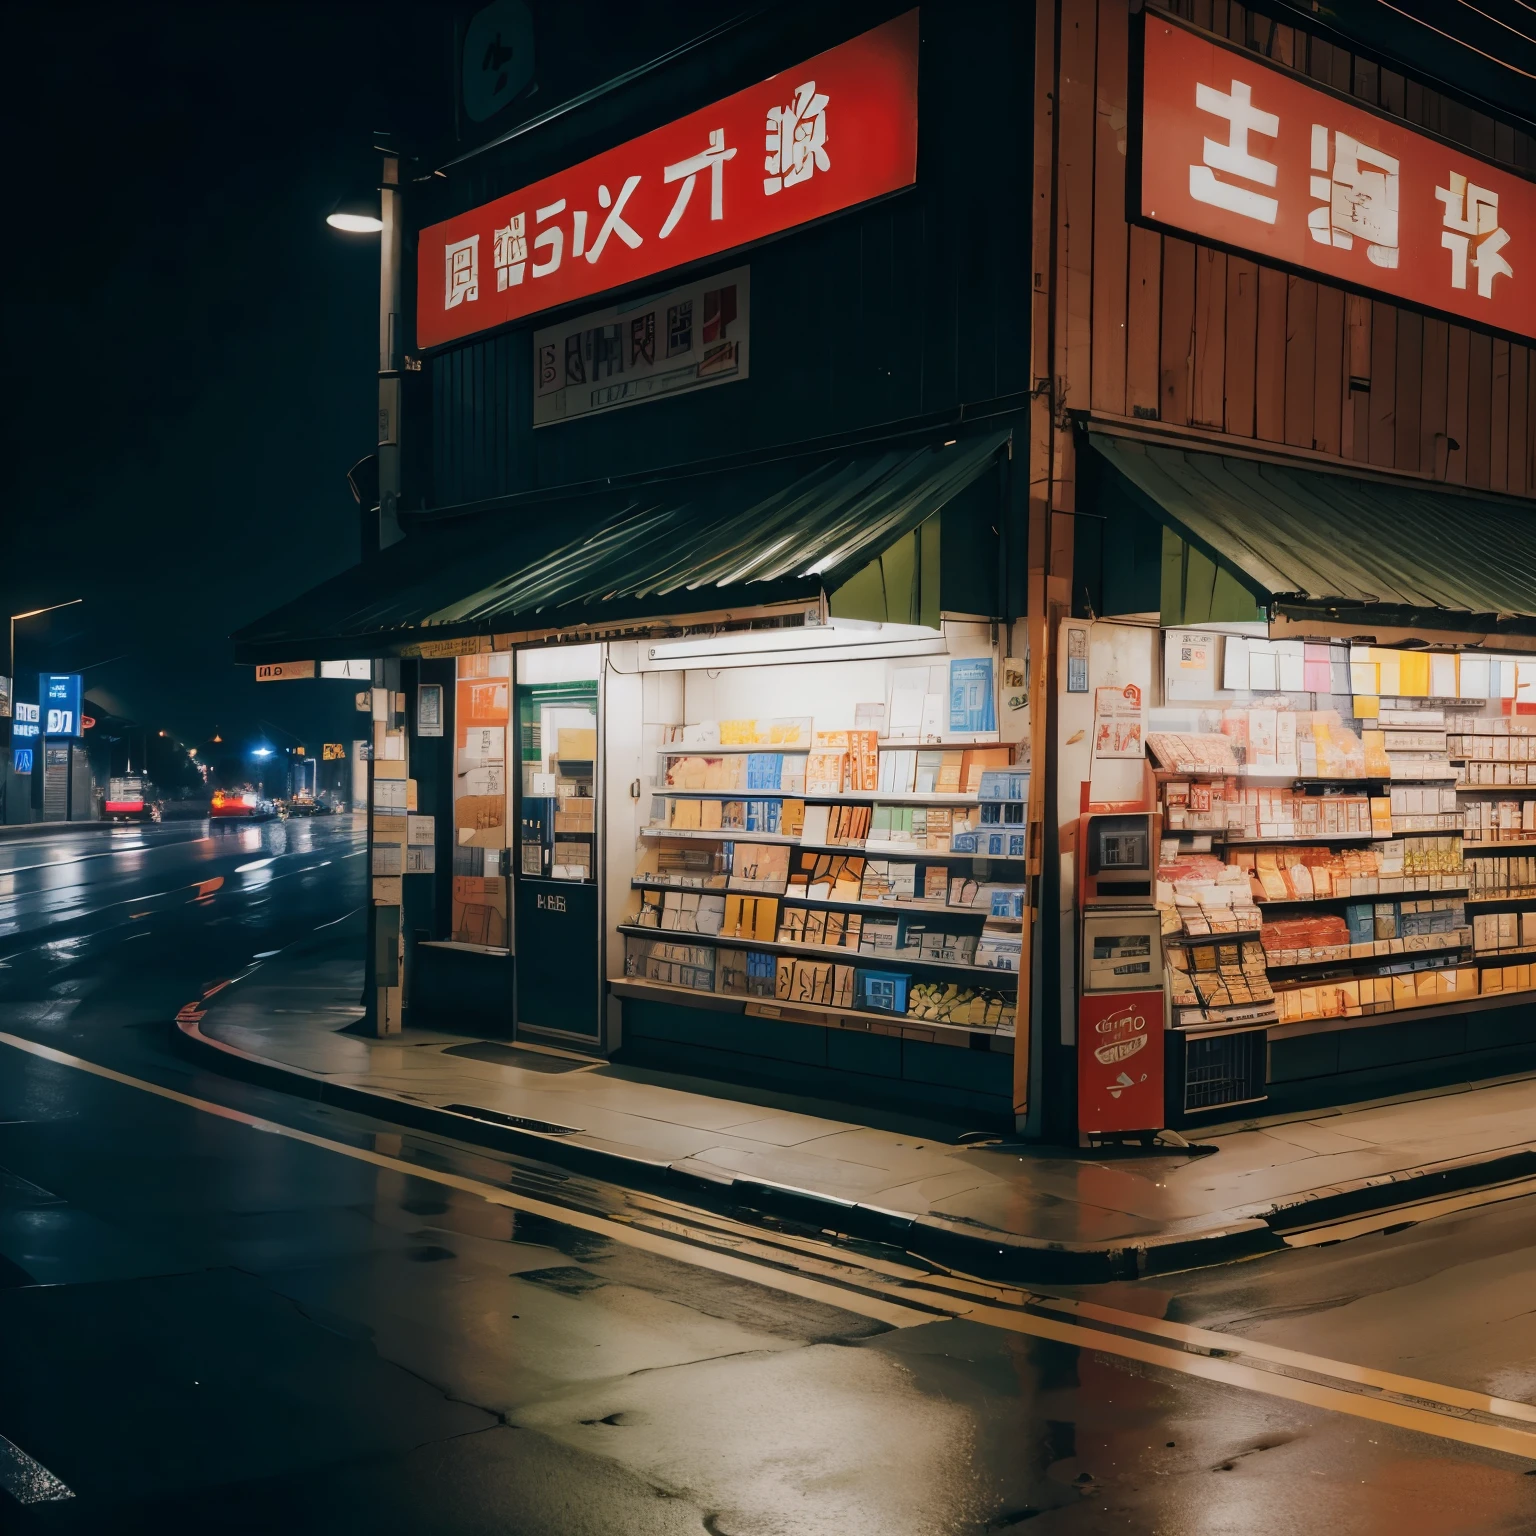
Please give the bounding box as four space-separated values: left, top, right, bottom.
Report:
0 818 1535 1533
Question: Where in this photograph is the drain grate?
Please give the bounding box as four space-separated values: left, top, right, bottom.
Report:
442 1103 582 1136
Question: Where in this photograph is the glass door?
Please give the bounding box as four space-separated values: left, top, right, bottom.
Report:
514 647 603 1043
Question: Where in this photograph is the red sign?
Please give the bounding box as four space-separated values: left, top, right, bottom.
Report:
417 12 919 349
1078 990 1165 1135
1139 15 1536 340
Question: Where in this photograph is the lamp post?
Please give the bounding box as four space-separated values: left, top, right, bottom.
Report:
8 597 82 685
5 598 83 824
328 152 408 1036
327 147 404 553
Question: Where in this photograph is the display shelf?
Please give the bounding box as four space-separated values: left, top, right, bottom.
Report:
1266 987 1518 1039
617 923 1020 981
630 878 1017 922
1250 882 1470 905
640 826 800 844
876 737 1005 749
1214 832 1389 845
1465 840 1536 850
1464 888 1536 904
1457 783 1536 792
1263 943 1469 979
637 825 1028 861
607 976 1016 1044
1472 947 1536 963
657 743 812 755
1162 928 1263 944
652 788 984 805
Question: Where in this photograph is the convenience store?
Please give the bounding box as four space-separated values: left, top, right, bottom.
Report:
1065 433 1536 1129
1032 0 1536 1135
235 5 1042 1129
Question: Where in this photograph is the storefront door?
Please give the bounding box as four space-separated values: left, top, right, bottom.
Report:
513 646 603 1044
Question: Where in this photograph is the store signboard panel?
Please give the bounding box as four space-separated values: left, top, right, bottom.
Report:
1078 990 1165 1135
534 267 749 426
417 11 918 348
1138 14 1536 341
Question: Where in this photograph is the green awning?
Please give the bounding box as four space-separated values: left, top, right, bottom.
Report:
232 430 1010 664
1089 431 1536 637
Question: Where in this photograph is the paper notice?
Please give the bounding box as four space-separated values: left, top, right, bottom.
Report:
458 727 505 769
464 765 506 797
1166 629 1218 700
1092 684 1144 759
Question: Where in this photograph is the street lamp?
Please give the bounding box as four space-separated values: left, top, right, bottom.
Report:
8 598 83 682
326 190 384 234
326 146 403 552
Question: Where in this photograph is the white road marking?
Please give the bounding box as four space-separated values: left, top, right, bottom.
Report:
0 1431 74 1504
1 1027 1533 1462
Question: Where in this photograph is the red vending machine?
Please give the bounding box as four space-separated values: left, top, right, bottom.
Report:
1078 811 1165 1137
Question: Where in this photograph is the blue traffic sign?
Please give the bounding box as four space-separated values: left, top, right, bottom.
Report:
12 748 33 775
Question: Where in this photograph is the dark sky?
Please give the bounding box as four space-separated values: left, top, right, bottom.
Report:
0 2 451 759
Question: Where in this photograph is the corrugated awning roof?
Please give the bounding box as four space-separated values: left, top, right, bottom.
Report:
232 430 1010 663
1090 431 1536 634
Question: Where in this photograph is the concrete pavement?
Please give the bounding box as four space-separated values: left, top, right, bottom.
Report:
173 916 1536 1282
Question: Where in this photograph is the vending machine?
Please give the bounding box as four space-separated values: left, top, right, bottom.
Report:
1077 810 1166 1137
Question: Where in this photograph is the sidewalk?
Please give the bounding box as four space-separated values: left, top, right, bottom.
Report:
177 918 1536 1283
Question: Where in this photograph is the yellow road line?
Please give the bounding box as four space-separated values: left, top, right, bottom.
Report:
2 1028 1532 1462
0 1031 929 1330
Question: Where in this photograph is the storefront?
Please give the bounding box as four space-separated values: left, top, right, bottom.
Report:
1025 0 1536 1138
238 0 1536 1141
1064 431 1536 1128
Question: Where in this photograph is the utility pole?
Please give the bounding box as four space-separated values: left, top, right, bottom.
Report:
377 150 404 550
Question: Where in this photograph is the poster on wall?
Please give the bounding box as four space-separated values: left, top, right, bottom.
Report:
417 683 444 737
1093 684 1144 759
534 267 749 426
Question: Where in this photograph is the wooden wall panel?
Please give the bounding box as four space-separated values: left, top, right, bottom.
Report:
1368 300 1397 468
1467 330 1493 488
1061 0 1536 505
1192 247 1227 428
1421 318 1449 477
1446 326 1470 484
1057 0 1097 411
1225 258 1258 438
1255 267 1287 442
1490 338 1511 493
1125 229 1161 415
1160 238 1197 425
1511 346 1530 497
1089 0 1129 415
1312 284 1344 457
1284 276 1317 449
1394 311 1423 473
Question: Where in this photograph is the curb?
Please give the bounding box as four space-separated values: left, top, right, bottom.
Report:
173 995 1536 1286
0 821 118 840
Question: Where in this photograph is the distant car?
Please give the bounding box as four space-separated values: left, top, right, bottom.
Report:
104 777 163 823
210 790 276 820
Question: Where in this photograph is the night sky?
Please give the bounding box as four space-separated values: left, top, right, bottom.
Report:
0 3 450 761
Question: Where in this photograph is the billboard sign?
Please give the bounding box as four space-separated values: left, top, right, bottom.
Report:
0 674 9 719
12 702 39 742
41 674 83 737
12 748 32 775
1137 14 1536 340
534 265 749 425
417 10 919 347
